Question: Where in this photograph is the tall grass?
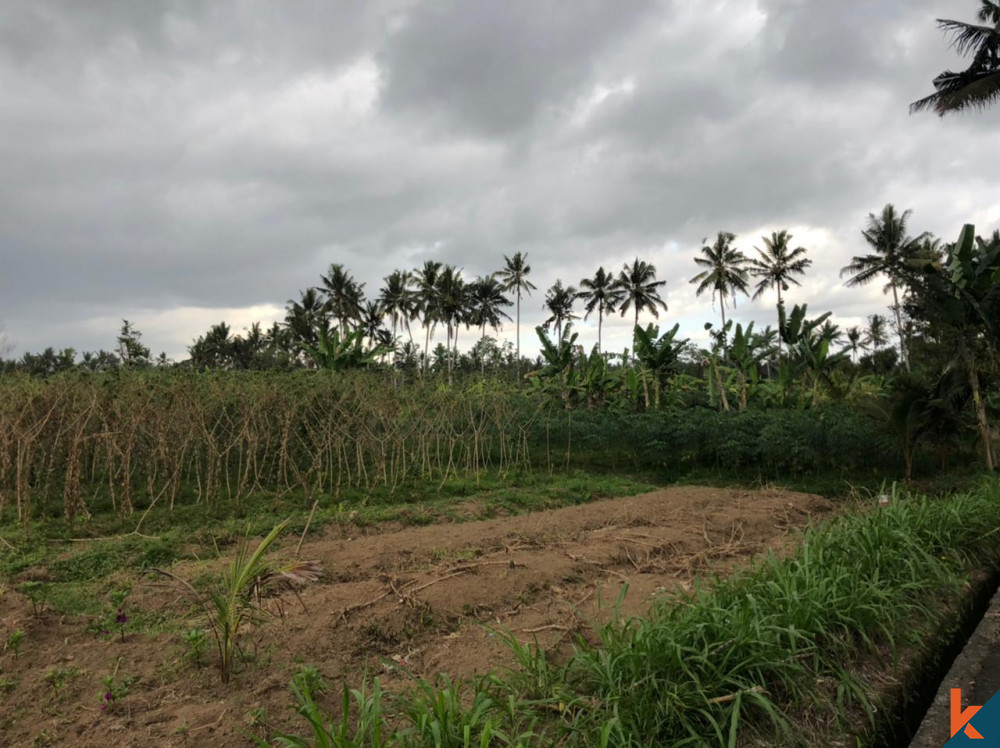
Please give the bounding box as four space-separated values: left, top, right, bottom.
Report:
265 479 1000 747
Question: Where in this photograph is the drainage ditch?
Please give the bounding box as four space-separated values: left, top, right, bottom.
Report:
870 569 1000 747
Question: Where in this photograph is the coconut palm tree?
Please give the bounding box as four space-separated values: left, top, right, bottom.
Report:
844 326 866 362
817 320 842 345
378 270 416 344
911 0 1000 116
577 267 625 353
690 232 750 339
359 300 384 350
498 252 537 362
284 287 328 349
750 230 812 350
435 266 467 379
414 261 443 372
467 275 512 340
320 264 365 331
616 259 669 352
840 204 927 370
864 314 889 354
543 280 579 341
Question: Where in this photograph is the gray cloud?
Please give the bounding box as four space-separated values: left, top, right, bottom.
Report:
0 0 997 359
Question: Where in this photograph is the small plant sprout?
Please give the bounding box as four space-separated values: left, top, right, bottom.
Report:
5 629 25 658
110 588 130 642
19 581 48 617
181 628 208 667
153 519 322 683
98 671 134 713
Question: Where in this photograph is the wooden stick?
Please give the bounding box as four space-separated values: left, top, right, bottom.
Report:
296 500 320 558
706 686 766 705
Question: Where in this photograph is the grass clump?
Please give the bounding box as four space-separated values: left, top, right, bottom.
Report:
266 478 1000 747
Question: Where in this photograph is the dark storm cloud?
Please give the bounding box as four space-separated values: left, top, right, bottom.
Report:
378 0 659 138
0 0 997 358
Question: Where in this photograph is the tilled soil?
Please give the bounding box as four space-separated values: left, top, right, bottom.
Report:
0 485 833 747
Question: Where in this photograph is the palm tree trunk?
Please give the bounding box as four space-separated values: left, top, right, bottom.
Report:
631 306 639 362
891 282 909 371
516 290 521 362
964 341 996 471
424 323 431 374
597 308 603 354
776 287 783 356
447 322 454 384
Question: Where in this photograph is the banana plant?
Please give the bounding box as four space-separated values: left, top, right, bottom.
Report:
527 324 580 405
793 333 850 406
702 320 732 412
915 224 1000 469
299 325 387 371
725 322 778 410
633 323 689 409
579 345 620 408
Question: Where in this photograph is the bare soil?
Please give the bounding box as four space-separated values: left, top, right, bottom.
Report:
0 485 833 747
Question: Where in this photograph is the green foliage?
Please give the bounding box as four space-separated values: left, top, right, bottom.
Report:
18 581 48 617
49 537 176 583
4 629 25 658
300 326 386 371
181 628 209 667
43 666 82 695
98 672 136 713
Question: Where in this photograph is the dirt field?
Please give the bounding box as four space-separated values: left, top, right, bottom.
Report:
0 485 833 746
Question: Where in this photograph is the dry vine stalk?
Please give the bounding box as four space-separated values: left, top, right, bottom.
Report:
0 372 536 531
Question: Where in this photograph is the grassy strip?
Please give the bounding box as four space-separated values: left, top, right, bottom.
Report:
264 477 1000 747
0 471 655 618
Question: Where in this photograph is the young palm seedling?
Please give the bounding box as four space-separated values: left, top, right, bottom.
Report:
153 519 321 683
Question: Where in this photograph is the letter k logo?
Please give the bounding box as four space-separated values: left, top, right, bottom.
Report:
952 688 985 739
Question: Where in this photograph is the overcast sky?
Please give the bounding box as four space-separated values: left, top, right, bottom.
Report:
1 0 997 360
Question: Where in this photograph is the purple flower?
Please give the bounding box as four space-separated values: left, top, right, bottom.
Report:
115 611 128 624
100 704 107 712
102 629 110 636
104 691 112 702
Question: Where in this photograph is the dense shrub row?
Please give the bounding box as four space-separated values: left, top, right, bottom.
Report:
0 369 928 527
541 406 900 474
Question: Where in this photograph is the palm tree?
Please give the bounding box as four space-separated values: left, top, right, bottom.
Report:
320 264 365 331
690 232 750 338
359 300 384 350
818 320 842 345
498 252 537 362
840 204 926 370
750 230 812 351
864 314 889 354
467 275 512 340
379 270 416 344
435 266 467 379
616 259 669 352
543 280 579 341
911 0 1000 116
284 288 327 349
577 267 625 353
414 261 443 372
845 326 866 362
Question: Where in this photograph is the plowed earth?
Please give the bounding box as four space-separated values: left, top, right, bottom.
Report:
0 485 833 747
